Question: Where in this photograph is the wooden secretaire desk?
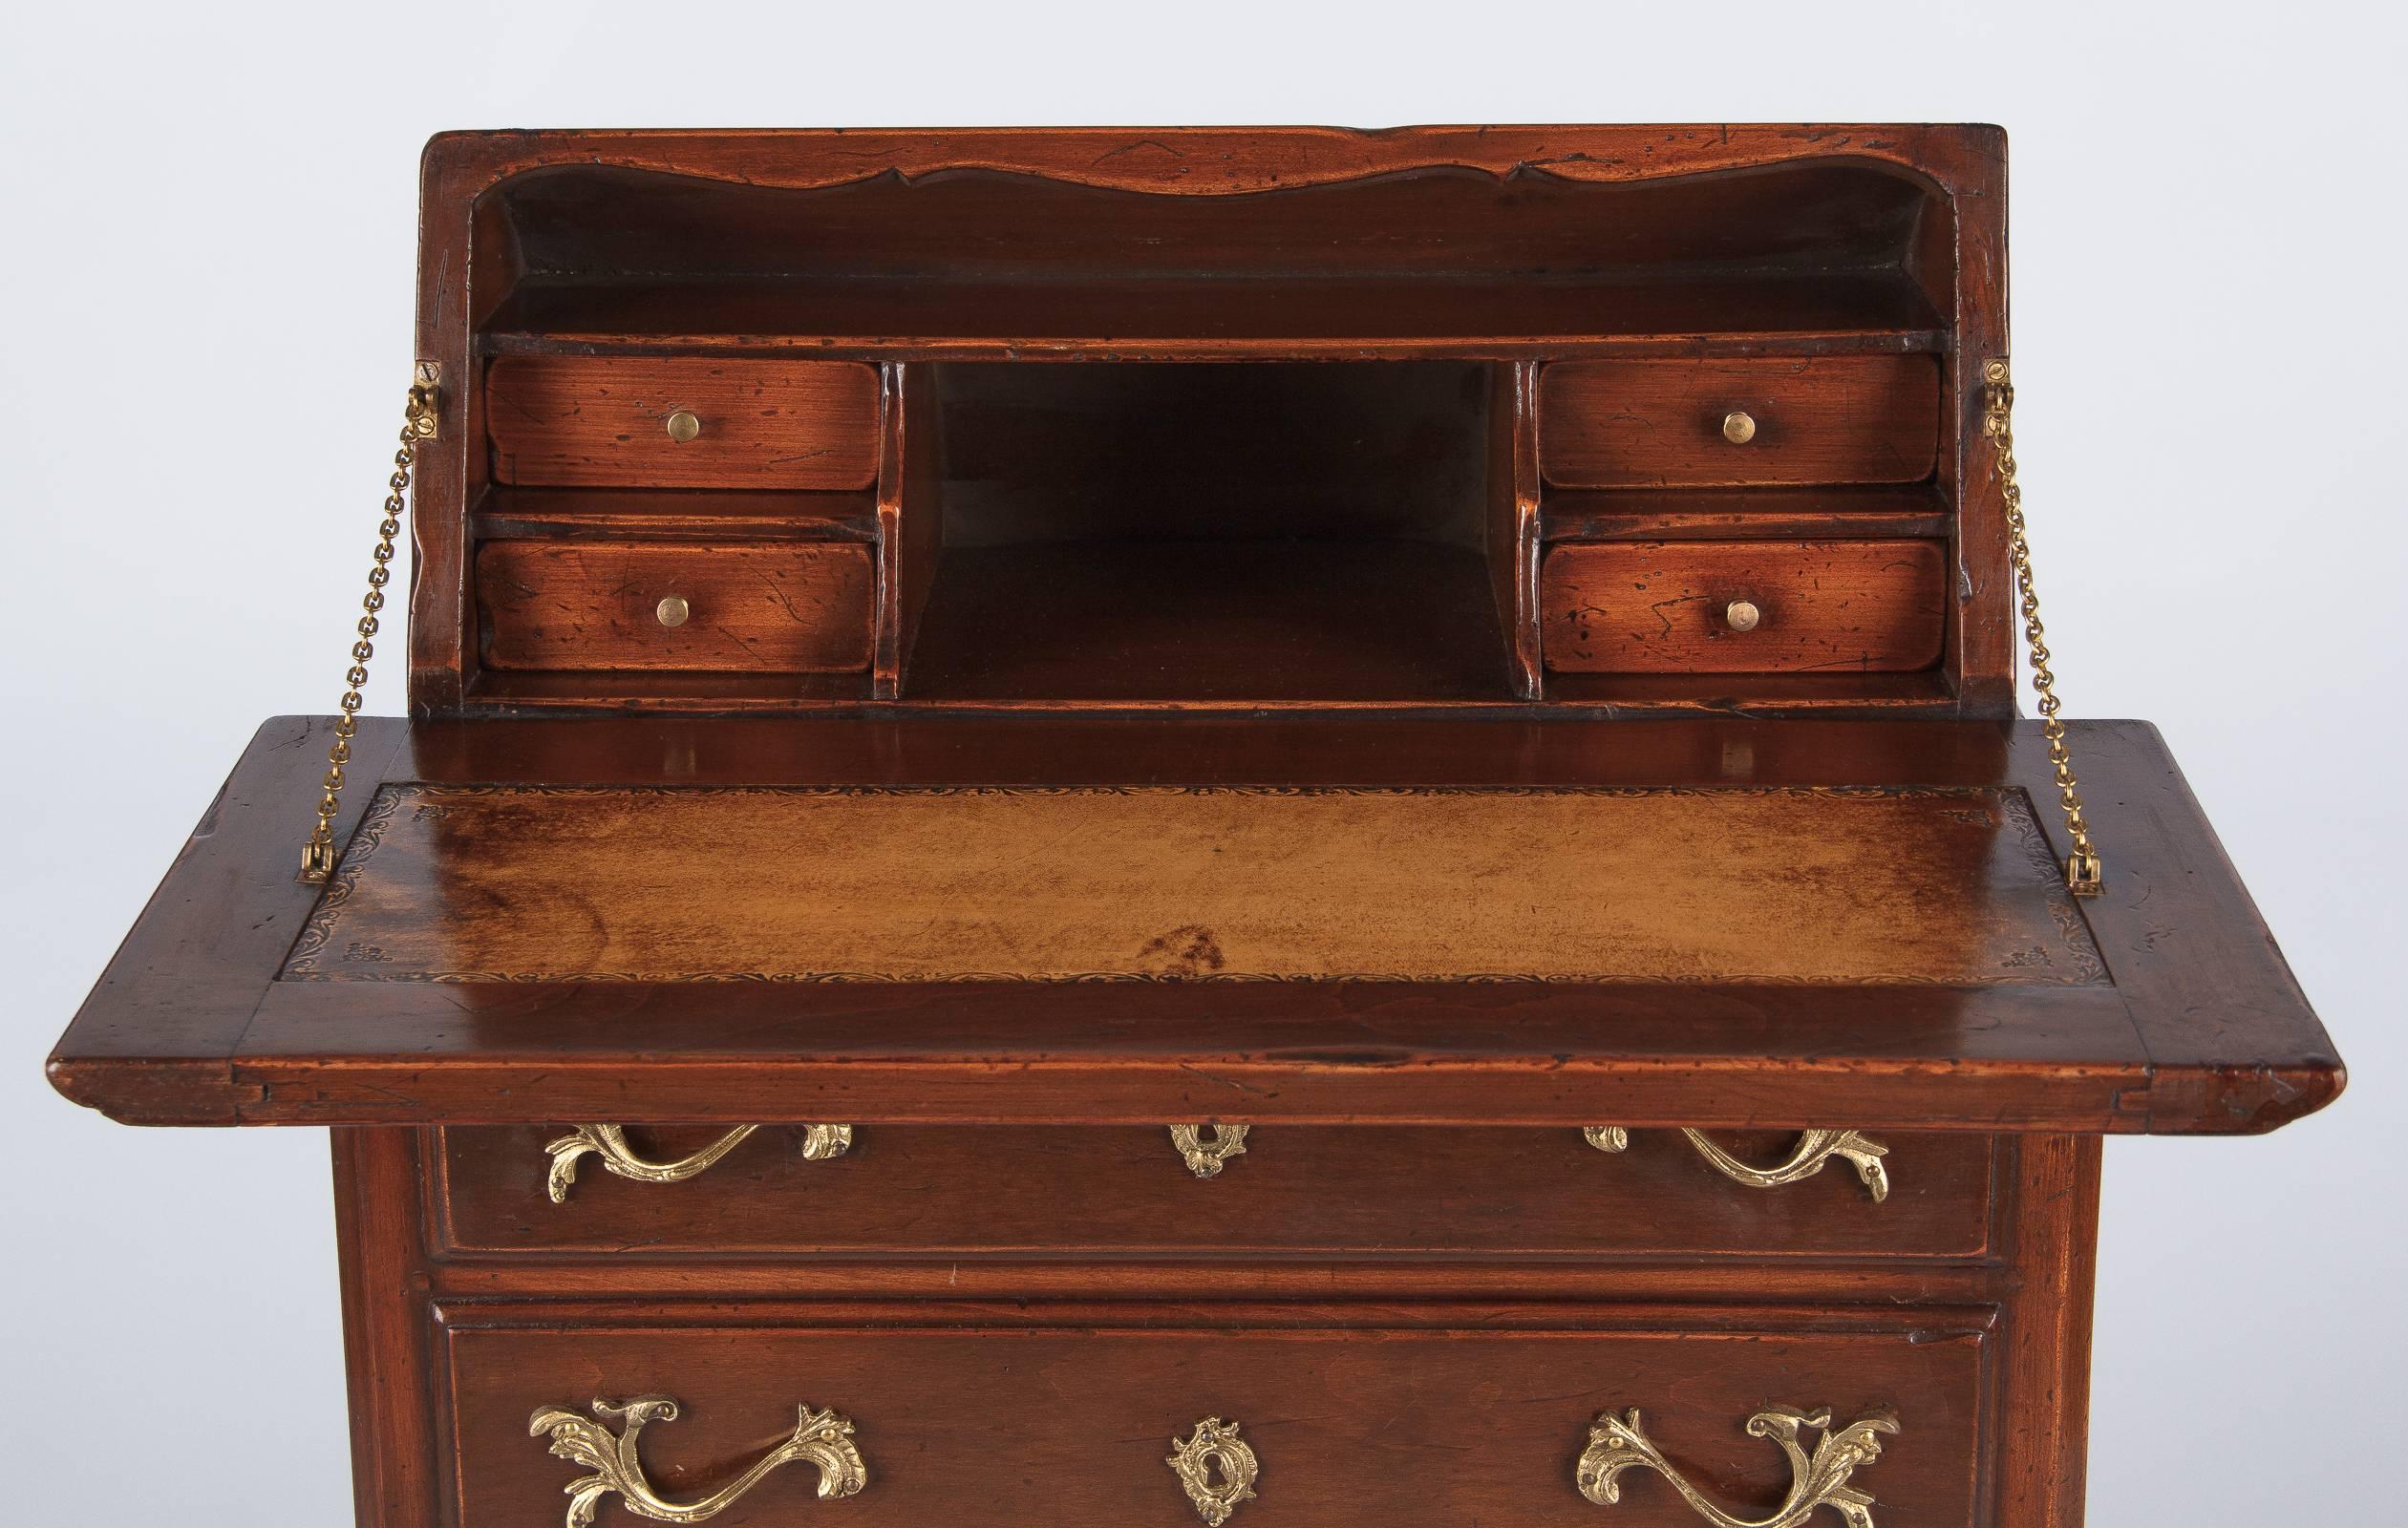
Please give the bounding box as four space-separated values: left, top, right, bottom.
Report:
48 127 2343 1528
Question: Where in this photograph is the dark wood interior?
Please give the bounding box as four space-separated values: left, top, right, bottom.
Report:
438 140 1971 715
479 160 1948 352
907 361 1508 700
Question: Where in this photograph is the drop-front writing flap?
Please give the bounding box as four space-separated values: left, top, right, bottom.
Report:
48 715 2340 1134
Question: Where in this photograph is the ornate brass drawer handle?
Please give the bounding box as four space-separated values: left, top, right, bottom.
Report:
1577 1405 1897 1528
1169 1123 1250 1178
529 1395 866 1526
543 1123 854 1203
1584 1127 1890 1202
1167 1416 1260 1524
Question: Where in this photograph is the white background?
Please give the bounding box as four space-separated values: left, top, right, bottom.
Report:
3 3 2400 1521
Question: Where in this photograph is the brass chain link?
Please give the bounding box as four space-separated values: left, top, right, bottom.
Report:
1982 358 2102 897
300 366 440 883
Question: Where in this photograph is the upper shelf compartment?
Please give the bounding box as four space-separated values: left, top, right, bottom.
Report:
473 160 1952 360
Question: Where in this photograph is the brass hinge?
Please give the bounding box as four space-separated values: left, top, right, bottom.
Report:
405 359 441 443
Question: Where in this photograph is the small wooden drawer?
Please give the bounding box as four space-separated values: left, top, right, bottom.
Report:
486 356 881 489
1540 356 1942 488
434 1125 1993 1261
1542 539 1947 674
455 1309 1984 1527
477 541 874 672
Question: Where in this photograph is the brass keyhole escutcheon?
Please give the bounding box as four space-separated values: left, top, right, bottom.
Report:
664 410 702 443
1720 409 1758 444
1168 1418 1259 1525
1170 1124 1250 1178
655 595 692 628
1725 600 1762 632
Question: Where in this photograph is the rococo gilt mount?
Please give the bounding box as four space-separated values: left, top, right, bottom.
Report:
48 126 2339 1528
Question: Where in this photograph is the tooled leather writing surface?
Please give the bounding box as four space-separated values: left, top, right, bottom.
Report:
282 781 2102 986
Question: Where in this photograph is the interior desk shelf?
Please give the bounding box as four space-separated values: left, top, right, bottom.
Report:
906 540 1511 703
470 486 883 543
479 271 1950 360
470 150 1951 360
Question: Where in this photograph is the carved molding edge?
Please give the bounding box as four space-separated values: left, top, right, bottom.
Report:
1584 1128 1891 1202
544 1124 854 1203
529 1395 866 1526
1576 1406 1897 1528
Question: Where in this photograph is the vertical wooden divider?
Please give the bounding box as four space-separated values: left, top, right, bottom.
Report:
873 362 946 700
1990 1133 2103 1528
1487 360 1545 698
1941 135 2014 715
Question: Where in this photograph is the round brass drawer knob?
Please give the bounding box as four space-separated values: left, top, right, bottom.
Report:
1720 409 1758 444
663 410 702 443
655 595 691 628
1725 599 1762 632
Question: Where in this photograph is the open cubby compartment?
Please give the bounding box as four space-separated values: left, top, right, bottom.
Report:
469 159 1952 354
901 361 1516 703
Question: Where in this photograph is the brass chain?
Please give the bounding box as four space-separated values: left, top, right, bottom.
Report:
1982 357 2102 897
300 366 440 883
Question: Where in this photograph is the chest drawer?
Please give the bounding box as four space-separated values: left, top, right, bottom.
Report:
477 541 874 672
1539 356 1942 488
486 356 882 489
1541 539 1947 674
457 1309 1982 1528
434 1125 1993 1262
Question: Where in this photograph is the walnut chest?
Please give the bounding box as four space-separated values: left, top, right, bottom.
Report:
47 126 2343 1528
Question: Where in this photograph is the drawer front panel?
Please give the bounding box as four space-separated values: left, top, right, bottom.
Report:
454 1315 1984 1528
436 1125 1992 1260
1540 356 1942 488
1542 540 1947 674
487 357 881 489
478 541 874 672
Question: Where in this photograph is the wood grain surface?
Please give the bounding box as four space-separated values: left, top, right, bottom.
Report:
903 541 1512 703
435 1125 1994 1262
328 1129 2090 1528
1542 540 1947 674
447 1315 1984 1528
1540 356 1942 489
477 541 873 672
486 357 879 489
